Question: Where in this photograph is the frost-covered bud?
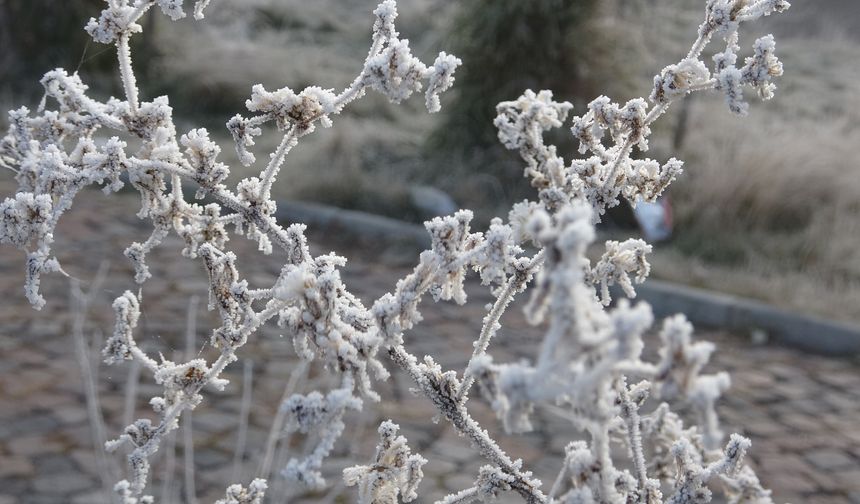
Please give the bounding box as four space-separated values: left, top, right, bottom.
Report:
717 67 748 115
570 114 605 156
609 301 653 361
589 95 618 129
283 388 363 489
494 363 537 433
372 292 407 346
470 356 536 433
425 210 474 304
85 5 141 44
424 52 462 113
474 219 517 287
554 202 596 251
651 59 711 104
0 108 32 173
40 70 90 114
372 0 399 40
626 158 684 203
508 200 543 246
619 98 650 151
475 465 515 500
588 239 652 305
565 440 597 482
106 418 158 453
179 204 229 257
706 0 739 37
181 128 229 187
103 291 140 365
225 114 261 166
721 465 773 504
124 241 153 283
0 192 53 248
273 262 315 302
236 177 275 252
741 35 782 100
24 249 60 310
656 315 713 397
738 0 791 21
494 90 572 151
717 434 752 476
81 137 128 192
153 358 214 409
215 479 268 504
365 39 427 104
156 0 187 20
124 97 175 140
192 0 213 20
668 434 754 504
114 480 154 504
343 420 427 504
245 85 336 132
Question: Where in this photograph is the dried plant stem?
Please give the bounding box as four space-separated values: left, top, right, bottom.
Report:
116 33 138 112
70 263 115 500
183 295 199 504
123 357 141 428
232 359 254 483
459 250 545 401
258 359 309 480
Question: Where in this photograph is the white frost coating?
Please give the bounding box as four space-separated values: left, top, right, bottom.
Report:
0 0 790 502
282 387 362 489
343 420 427 503
214 479 267 504
425 52 463 113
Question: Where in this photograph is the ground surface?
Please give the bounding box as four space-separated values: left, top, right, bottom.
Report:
1 190 860 504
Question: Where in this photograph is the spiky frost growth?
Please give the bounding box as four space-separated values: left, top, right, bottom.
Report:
282 388 362 489
0 0 791 502
215 479 267 504
343 420 427 503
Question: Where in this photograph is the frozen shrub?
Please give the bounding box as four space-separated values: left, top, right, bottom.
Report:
0 0 790 502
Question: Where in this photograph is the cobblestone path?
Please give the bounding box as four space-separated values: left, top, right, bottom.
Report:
1 190 859 503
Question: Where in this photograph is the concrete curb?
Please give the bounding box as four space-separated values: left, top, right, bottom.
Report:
628 280 860 356
275 200 431 249
275 199 860 356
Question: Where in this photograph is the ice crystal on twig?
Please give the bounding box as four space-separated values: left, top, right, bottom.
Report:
343 420 427 503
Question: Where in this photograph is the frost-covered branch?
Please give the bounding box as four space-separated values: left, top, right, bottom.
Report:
0 0 792 502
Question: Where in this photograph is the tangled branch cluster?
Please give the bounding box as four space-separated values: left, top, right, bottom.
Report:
0 0 790 502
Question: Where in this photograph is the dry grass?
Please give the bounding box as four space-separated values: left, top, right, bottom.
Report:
152 0 860 323
639 12 860 323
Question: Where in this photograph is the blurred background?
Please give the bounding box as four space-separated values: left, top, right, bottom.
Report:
1 0 858 322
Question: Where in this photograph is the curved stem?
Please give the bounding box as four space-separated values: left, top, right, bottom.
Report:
457 250 545 402
117 33 139 113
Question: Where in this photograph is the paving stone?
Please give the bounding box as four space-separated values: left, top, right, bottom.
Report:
759 470 819 495
71 490 112 504
193 410 240 434
804 495 851 504
805 449 857 471
32 453 79 474
0 456 34 478
4 412 60 437
8 434 65 457
779 413 824 433
3 193 860 501
32 472 96 495
194 447 231 469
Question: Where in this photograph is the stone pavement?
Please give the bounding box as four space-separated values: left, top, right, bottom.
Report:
1 188 859 503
